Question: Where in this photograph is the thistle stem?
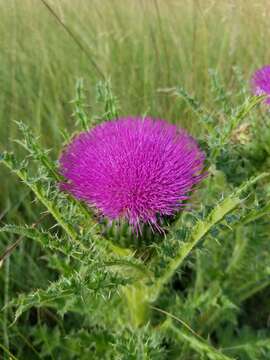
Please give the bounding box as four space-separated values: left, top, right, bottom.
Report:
150 172 269 302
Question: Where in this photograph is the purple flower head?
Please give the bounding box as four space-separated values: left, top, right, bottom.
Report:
59 117 205 231
251 65 270 104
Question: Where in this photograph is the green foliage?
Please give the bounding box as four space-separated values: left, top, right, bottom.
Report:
1 74 270 359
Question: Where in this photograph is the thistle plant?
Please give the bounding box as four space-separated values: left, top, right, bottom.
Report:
59 117 205 231
1 77 270 359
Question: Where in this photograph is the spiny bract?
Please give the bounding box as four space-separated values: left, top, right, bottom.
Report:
59 117 205 230
251 65 270 104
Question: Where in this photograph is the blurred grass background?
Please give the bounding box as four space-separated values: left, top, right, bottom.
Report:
1 0 270 213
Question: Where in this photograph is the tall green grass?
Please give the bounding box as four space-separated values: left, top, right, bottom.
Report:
1 0 269 142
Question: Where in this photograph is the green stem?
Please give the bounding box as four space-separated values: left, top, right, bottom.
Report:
225 225 247 275
151 196 240 301
0 343 18 360
161 319 234 360
150 172 269 302
1 153 132 257
237 278 270 302
123 284 150 328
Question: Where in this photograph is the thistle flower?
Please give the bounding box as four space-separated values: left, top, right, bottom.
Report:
59 117 205 231
251 65 270 104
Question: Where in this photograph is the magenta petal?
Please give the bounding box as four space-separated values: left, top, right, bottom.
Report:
251 65 270 104
59 117 206 230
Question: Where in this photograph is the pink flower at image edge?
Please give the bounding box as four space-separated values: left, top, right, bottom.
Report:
251 65 270 104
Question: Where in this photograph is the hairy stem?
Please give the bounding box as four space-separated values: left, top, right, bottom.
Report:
160 319 234 360
150 172 269 302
